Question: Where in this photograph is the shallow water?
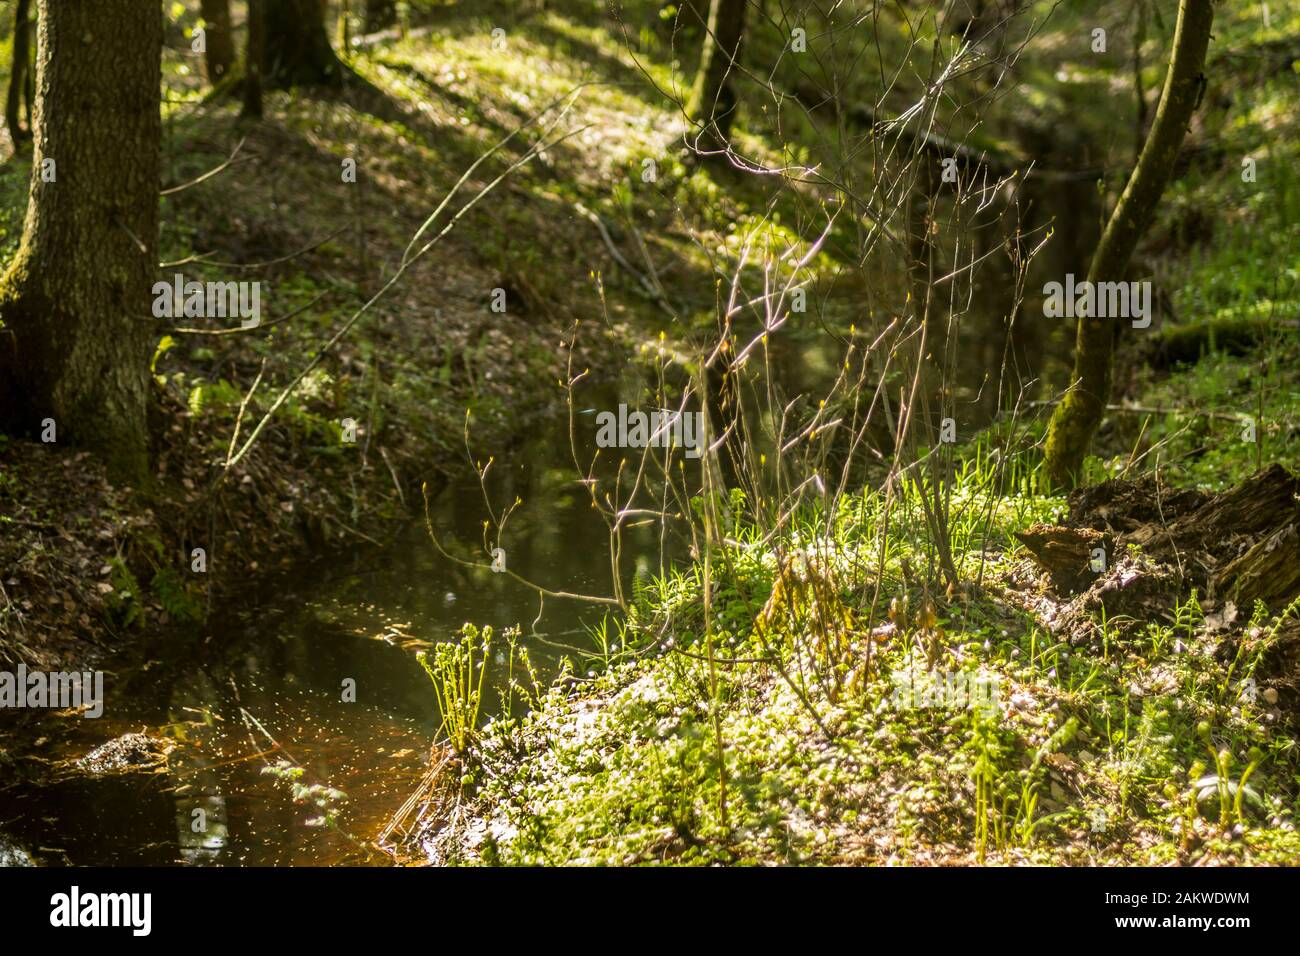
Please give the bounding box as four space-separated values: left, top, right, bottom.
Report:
1 407 664 866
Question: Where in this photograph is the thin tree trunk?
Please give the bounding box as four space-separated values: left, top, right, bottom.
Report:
263 0 344 89
364 0 396 34
0 0 162 482
242 0 265 119
5 0 33 148
685 0 747 150
199 0 235 84
1133 0 1149 162
1043 0 1214 488
23 34 33 129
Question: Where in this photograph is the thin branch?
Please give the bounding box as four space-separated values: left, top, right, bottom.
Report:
160 136 249 196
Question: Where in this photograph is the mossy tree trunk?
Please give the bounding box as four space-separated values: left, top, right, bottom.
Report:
1043 0 1214 488
0 0 161 483
263 0 344 89
364 0 396 34
685 0 747 150
199 0 235 84
5 0 34 148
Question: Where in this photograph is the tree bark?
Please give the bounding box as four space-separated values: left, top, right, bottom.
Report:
0 0 161 483
1043 0 1214 488
199 0 235 84
263 0 345 89
5 0 34 148
243 0 265 118
1132 0 1149 162
364 0 397 34
685 0 747 150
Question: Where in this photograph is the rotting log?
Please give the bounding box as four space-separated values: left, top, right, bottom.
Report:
1149 316 1294 368
1018 465 1300 609
1216 523 1300 609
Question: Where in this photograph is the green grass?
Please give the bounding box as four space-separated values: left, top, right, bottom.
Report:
383 0 1300 867
430 464 1300 865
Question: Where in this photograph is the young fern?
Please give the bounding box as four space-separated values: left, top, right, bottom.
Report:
418 624 494 755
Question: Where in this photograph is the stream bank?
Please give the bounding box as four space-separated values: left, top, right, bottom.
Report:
0 401 663 865
399 460 1299 867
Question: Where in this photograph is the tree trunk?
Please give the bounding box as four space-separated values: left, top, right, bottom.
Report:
1043 0 1214 488
243 0 265 118
685 0 747 150
1132 0 1149 162
263 0 344 89
0 0 161 483
199 0 235 84
364 0 396 34
5 0 34 148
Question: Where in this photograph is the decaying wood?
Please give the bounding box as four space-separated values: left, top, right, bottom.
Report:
1216 522 1300 608
1013 526 1109 595
1017 465 1300 608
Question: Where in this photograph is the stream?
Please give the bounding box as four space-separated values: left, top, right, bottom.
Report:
0 174 1094 865
1 404 665 866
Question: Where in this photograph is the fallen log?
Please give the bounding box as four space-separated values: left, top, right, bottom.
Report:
1017 465 1300 609
1216 522 1300 609
1013 525 1109 595
1149 316 1296 368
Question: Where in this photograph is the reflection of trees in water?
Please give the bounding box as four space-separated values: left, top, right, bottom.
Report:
174 787 227 864
427 420 660 616
167 667 231 864
162 643 402 865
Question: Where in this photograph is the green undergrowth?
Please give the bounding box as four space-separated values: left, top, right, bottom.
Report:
434 449 1300 864
143 0 903 495
135 4 1295 870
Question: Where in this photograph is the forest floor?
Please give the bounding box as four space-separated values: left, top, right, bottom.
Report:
1 1 1298 865
383 3 1298 867
0 1 868 671
0 3 716 670
407 465 1300 866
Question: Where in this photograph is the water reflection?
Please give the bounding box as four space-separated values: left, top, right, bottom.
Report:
2 402 667 865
